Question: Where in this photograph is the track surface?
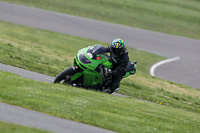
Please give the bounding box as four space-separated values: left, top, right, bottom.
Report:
0 2 199 132
0 102 115 133
0 2 200 88
0 63 117 133
0 63 127 97
0 63 126 133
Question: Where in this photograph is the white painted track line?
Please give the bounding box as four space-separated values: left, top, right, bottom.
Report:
150 57 180 76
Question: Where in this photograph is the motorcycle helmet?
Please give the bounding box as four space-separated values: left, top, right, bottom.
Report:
111 38 125 55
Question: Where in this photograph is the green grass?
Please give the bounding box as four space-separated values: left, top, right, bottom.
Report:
0 71 200 133
121 74 200 114
0 121 50 133
0 20 200 113
0 21 164 76
0 21 200 132
1 0 200 40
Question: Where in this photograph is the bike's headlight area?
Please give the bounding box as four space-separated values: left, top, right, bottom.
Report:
79 52 92 64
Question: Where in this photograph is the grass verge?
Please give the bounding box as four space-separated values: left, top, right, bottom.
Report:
0 21 200 132
0 71 200 133
0 20 164 75
1 0 200 40
0 20 199 113
0 121 50 133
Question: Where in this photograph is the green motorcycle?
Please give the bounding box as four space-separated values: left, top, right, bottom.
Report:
54 44 137 93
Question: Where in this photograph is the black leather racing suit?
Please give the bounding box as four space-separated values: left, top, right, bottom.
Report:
106 45 129 93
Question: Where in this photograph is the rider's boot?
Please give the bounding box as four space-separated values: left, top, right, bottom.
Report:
114 88 120 92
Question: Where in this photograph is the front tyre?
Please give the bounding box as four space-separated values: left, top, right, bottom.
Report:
54 67 75 83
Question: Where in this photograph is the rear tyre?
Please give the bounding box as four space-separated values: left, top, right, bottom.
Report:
54 67 75 83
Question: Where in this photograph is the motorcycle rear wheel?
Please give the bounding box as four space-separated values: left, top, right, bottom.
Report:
54 67 75 83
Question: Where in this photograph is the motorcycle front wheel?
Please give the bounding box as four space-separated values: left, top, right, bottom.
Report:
54 67 75 83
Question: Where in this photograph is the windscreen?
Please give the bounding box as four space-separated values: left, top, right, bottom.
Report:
87 45 109 60
79 51 92 64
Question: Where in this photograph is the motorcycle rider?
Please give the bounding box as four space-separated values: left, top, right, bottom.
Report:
104 38 129 94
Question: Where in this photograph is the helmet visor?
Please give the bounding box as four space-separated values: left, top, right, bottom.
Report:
112 48 123 55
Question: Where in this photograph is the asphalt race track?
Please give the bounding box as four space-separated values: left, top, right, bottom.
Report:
0 2 200 132
0 2 200 88
1 2 200 89
0 63 117 133
0 62 128 133
0 102 115 133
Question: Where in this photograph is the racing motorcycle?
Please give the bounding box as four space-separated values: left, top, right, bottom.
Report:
54 44 137 94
